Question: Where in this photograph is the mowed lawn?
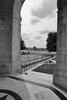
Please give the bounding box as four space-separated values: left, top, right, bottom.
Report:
33 55 56 74
33 63 56 74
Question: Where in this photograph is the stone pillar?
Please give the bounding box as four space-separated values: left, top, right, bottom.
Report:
53 0 67 90
0 0 25 75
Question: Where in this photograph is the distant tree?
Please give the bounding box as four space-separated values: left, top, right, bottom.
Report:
46 32 57 52
33 46 37 50
21 38 26 50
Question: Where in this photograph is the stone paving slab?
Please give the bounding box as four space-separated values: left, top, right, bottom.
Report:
0 71 67 100
24 71 67 98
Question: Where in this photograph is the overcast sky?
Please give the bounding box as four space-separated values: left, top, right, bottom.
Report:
21 0 57 48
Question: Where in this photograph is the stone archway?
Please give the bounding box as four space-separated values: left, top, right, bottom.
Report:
0 0 25 74
0 0 67 91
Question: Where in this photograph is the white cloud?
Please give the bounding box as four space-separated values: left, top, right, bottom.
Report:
31 0 57 19
22 33 31 41
31 18 39 25
35 35 42 40
38 30 50 34
21 0 57 48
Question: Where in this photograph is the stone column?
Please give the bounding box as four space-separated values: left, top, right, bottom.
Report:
53 0 67 90
0 0 25 75
12 0 25 74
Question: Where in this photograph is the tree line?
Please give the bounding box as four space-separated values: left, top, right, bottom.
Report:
21 32 57 52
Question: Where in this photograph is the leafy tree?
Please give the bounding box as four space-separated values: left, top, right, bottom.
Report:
33 46 37 50
46 32 57 52
21 38 26 50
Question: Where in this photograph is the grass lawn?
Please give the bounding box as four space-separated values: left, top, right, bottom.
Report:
33 63 56 74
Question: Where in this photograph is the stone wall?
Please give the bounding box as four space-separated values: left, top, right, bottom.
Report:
53 0 67 91
0 0 13 74
0 17 12 74
0 0 25 74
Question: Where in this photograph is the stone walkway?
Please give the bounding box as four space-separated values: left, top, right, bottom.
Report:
0 71 67 100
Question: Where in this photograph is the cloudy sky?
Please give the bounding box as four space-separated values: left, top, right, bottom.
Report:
21 0 57 48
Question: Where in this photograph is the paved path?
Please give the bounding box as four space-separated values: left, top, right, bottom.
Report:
0 71 67 100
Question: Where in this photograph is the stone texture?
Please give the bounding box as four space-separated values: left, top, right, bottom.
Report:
12 0 24 74
53 0 67 91
0 0 25 74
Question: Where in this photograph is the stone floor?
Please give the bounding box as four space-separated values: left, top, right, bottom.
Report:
0 71 67 100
